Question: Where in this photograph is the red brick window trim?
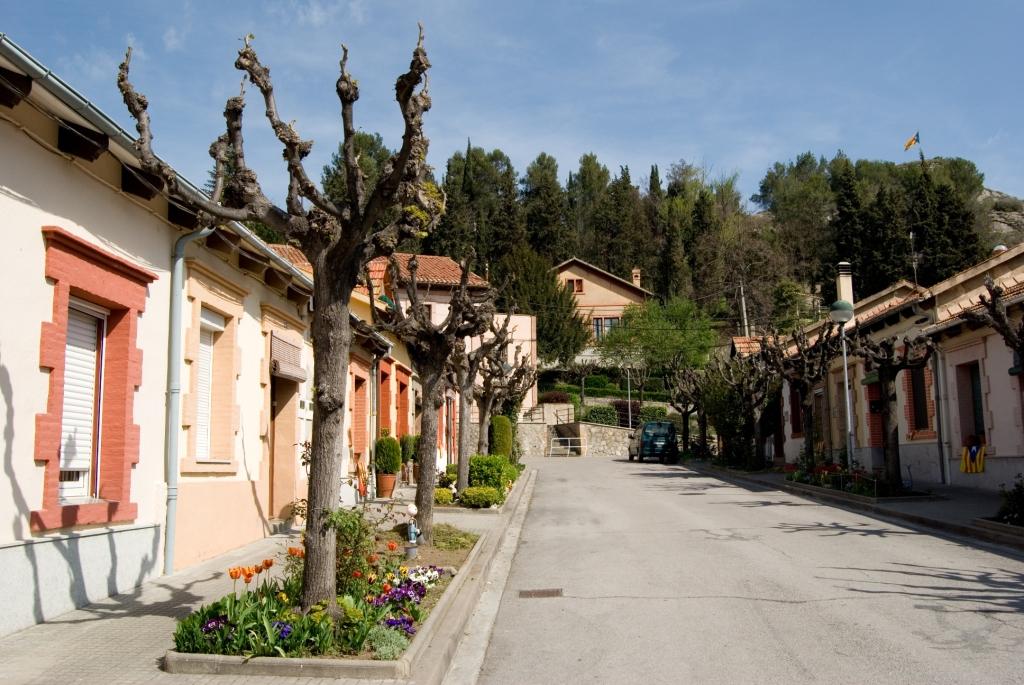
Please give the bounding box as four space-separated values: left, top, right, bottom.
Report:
904 365 937 441
32 226 156 531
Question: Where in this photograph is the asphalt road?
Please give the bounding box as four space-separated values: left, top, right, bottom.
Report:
477 455 1024 685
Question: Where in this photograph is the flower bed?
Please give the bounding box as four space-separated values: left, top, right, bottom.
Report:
173 514 476 661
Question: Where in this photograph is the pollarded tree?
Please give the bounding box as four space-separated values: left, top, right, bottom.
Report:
853 332 935 487
963 276 1024 368
707 351 780 470
118 29 440 609
476 341 536 455
761 323 841 465
368 254 495 543
449 314 512 491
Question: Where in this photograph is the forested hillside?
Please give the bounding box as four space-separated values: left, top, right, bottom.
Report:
312 137 1015 357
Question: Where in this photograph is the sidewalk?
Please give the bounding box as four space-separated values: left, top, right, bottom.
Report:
689 462 1024 553
0 504 503 685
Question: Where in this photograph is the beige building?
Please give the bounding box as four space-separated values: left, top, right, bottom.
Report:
778 247 1024 491
553 257 653 359
0 35 406 637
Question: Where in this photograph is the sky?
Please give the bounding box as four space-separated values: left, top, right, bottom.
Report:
3 0 1022 208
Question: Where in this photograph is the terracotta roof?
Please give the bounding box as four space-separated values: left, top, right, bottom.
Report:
552 257 655 297
731 336 762 357
854 292 925 328
368 253 489 289
934 280 1024 325
267 244 313 275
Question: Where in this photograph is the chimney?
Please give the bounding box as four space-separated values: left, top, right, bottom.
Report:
836 261 855 323
631 267 642 288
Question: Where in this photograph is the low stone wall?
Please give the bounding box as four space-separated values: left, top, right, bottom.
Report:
577 421 632 458
518 422 548 458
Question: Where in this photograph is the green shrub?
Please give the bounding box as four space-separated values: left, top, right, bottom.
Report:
584 405 618 426
367 625 410 660
553 382 582 394
993 196 1023 212
584 374 609 388
460 486 501 508
434 488 454 505
490 415 513 457
997 473 1024 526
374 436 401 474
469 454 518 498
639 405 668 423
324 508 374 596
568 392 581 421
400 434 419 463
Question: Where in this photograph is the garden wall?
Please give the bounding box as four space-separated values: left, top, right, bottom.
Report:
576 422 632 458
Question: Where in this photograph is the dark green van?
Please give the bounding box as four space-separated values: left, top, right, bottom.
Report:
628 421 679 464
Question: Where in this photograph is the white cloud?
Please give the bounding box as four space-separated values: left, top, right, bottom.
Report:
163 26 185 52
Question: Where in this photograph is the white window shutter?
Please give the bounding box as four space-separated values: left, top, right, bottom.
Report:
60 308 101 471
195 328 214 460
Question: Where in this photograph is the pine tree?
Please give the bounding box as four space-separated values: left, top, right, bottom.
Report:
493 246 588 365
567 153 610 259
522 153 572 264
591 166 646 278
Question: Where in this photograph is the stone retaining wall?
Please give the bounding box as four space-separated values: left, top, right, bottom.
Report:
577 421 632 458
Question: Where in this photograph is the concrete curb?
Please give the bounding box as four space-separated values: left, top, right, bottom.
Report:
442 468 536 684
163 468 537 681
689 464 1024 554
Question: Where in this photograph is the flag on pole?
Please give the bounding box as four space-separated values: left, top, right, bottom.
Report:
904 131 920 151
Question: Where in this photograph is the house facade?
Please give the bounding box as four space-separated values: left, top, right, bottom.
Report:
553 257 653 362
0 35 408 637
779 248 1024 492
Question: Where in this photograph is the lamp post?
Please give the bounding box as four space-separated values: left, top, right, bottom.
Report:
829 300 855 468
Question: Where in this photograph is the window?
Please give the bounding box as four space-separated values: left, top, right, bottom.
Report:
789 385 803 436
593 317 604 340
909 366 929 431
58 300 107 500
194 308 225 460
33 226 155 530
955 361 986 444
605 317 620 330
567 278 583 293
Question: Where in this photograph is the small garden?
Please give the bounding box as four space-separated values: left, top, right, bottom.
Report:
434 453 524 509
172 510 478 660
995 473 1024 527
783 461 902 498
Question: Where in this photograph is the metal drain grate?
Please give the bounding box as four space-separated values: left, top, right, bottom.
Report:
518 588 563 598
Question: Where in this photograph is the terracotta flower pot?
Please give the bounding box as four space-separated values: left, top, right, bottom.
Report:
376 473 397 499
413 464 420 482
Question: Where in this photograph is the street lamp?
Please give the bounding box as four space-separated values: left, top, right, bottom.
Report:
829 300 855 469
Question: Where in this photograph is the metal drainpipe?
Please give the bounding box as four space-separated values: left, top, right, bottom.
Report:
369 355 380 499
932 347 950 485
163 226 215 575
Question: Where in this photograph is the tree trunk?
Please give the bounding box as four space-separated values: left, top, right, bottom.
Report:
476 395 495 455
880 373 902 488
300 279 352 609
698 410 708 458
456 385 472 492
415 373 444 546
800 389 815 467
752 410 765 470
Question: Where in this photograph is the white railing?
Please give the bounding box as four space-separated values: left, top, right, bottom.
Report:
546 436 586 457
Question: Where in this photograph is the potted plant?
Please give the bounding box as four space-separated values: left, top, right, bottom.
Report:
374 435 401 499
400 434 418 484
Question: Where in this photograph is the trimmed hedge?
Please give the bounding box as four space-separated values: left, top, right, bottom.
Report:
639 405 668 423
583 405 618 426
490 415 513 457
400 434 419 463
469 454 518 500
584 374 610 388
374 436 401 474
460 486 501 508
538 390 570 404
434 488 454 505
